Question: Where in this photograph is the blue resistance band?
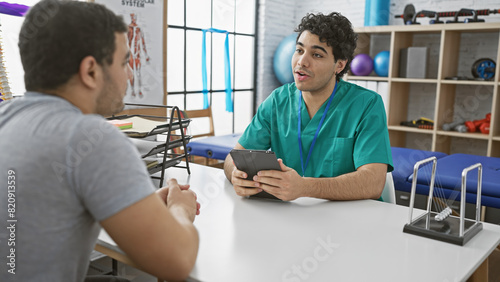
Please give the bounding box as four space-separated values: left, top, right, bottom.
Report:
202 28 233 112
298 82 338 176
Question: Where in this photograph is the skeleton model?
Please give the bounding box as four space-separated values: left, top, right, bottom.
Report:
128 13 150 98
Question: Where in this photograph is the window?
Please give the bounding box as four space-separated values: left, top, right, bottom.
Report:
166 0 257 135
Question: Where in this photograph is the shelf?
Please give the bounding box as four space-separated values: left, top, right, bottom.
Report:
345 75 388 81
391 78 438 83
354 22 500 33
354 23 500 157
436 131 490 140
388 125 434 134
443 23 500 32
440 80 496 86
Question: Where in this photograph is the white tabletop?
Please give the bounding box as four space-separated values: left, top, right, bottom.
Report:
98 163 500 282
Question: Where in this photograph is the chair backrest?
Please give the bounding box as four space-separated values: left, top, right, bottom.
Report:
381 172 396 204
182 107 214 139
179 107 219 166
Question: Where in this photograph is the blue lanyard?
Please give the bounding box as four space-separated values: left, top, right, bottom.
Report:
298 83 338 176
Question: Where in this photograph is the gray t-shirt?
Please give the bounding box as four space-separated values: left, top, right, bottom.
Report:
0 92 156 281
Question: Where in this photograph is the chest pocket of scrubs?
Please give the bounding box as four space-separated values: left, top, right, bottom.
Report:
316 137 355 177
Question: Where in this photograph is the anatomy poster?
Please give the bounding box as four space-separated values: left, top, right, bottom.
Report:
93 0 165 105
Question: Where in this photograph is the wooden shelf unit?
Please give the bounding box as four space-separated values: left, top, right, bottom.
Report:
350 22 500 157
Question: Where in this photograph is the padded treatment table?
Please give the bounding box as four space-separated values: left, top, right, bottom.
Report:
413 154 500 209
391 147 448 194
186 133 242 160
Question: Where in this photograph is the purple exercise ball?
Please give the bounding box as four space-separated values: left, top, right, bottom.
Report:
350 54 373 76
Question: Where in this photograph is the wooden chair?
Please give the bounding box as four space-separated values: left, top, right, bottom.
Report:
176 107 220 167
183 107 214 138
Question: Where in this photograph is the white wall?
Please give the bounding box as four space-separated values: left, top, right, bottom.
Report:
294 0 365 27
256 0 296 105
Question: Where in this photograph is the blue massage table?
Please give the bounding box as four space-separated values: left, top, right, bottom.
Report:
413 153 500 209
391 147 500 209
391 147 448 194
186 133 242 160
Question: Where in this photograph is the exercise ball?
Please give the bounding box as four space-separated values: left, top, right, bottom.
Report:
350 53 373 76
373 51 390 77
273 34 297 85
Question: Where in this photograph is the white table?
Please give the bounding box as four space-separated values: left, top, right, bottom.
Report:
97 163 500 282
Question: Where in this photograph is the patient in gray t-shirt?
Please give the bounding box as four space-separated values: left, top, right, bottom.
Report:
0 1 200 281
0 93 155 281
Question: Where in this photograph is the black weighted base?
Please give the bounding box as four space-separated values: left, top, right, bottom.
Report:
403 212 483 246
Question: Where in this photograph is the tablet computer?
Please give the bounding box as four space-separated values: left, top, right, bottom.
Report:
229 149 282 200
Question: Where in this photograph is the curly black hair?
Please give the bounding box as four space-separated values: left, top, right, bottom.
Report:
294 12 358 81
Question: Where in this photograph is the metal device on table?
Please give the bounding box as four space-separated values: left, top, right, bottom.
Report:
403 156 483 246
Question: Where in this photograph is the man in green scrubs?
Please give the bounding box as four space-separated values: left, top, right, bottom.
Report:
224 12 393 201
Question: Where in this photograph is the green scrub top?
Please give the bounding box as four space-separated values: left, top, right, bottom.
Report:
239 80 393 178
